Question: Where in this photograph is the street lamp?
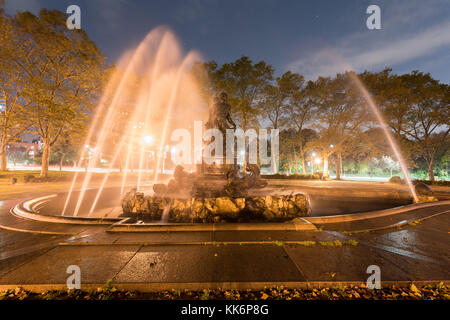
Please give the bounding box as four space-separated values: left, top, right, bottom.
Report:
142 134 154 146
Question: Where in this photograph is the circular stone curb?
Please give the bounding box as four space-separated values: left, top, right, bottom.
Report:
11 195 122 225
304 200 450 224
10 195 450 231
0 220 77 235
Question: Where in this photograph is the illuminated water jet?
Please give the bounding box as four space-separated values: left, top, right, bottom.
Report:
64 27 206 217
348 72 418 202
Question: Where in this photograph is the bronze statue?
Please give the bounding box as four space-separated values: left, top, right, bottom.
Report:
206 92 236 133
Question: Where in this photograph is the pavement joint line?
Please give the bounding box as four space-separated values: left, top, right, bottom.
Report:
0 280 448 292
111 244 143 283
282 246 309 282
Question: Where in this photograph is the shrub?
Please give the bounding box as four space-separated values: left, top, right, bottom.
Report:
262 173 322 180
313 171 324 179
389 176 403 184
23 175 35 183
31 176 60 183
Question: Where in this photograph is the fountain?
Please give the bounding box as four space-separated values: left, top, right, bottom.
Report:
62 27 207 217
59 28 421 223
61 27 311 222
120 91 310 223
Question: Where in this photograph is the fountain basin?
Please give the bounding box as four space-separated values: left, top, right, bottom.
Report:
121 192 311 223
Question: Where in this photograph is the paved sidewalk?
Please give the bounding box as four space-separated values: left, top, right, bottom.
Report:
0 211 448 290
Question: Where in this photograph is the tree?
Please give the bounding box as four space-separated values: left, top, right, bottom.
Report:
287 81 315 174
0 9 33 170
260 71 304 173
50 132 80 171
195 57 274 170
12 9 106 177
307 72 366 177
363 69 449 180
400 71 449 181
214 56 274 131
361 69 418 172
261 71 304 130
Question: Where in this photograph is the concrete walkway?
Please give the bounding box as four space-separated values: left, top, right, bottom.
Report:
0 200 448 291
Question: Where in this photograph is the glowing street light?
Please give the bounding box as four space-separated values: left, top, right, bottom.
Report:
314 157 322 164
142 134 154 146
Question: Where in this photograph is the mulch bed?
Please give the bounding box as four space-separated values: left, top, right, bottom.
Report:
1 283 448 300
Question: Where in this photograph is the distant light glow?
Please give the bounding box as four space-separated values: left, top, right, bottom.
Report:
142 134 154 145
314 157 322 164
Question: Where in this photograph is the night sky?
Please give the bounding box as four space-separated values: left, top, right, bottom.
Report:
4 0 450 82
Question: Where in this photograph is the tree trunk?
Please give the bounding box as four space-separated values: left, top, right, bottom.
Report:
428 158 435 182
0 141 7 171
293 147 299 174
59 153 65 172
323 156 329 177
299 141 306 174
271 152 277 174
270 131 277 174
336 152 342 180
40 142 50 177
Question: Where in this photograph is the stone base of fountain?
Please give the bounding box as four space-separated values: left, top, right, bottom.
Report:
121 165 310 223
121 191 310 223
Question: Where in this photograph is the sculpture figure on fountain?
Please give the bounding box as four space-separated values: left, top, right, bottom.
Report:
206 91 236 133
203 91 237 174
